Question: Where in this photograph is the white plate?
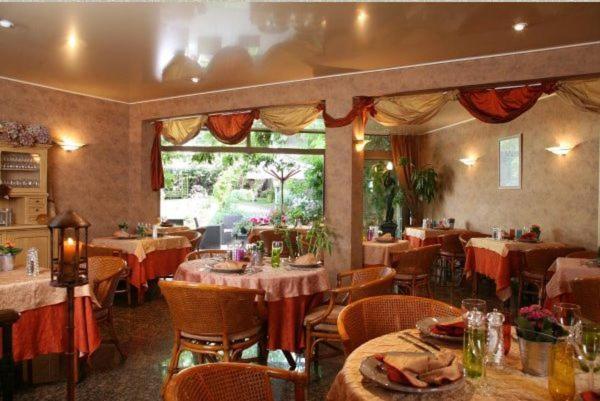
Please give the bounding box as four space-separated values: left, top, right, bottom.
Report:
416 317 464 342
359 352 465 394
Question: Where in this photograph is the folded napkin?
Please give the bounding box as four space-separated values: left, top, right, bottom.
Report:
431 318 465 337
213 261 244 271
582 392 600 401
294 253 318 265
376 351 462 388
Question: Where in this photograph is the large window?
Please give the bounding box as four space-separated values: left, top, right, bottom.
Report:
160 121 325 244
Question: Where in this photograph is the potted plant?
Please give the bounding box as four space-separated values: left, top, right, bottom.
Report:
0 241 22 271
516 305 567 376
118 221 129 233
305 218 333 261
530 224 541 240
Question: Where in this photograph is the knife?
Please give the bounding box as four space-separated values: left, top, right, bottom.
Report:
405 332 442 351
398 333 433 353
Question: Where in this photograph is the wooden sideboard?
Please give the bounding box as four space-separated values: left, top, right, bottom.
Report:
0 143 50 267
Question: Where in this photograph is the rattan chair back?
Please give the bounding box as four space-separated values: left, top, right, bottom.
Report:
159 281 266 339
347 267 395 303
572 277 600 323
338 295 460 354
176 230 202 250
439 234 463 255
88 256 127 309
523 247 585 277
164 362 307 401
391 244 441 276
566 250 597 259
259 229 298 257
185 249 227 261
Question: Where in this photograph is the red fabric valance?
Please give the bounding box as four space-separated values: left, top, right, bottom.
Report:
151 121 164 191
458 82 556 123
322 97 374 128
206 110 258 145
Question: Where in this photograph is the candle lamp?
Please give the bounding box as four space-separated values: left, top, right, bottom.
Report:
48 210 90 401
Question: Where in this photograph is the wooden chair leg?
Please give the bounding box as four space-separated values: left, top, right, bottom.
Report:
517 276 524 310
304 328 313 381
161 340 182 397
106 311 126 361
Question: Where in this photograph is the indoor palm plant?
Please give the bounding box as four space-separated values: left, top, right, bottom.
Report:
304 218 333 260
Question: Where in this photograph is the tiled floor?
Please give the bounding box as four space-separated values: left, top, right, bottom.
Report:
13 275 505 401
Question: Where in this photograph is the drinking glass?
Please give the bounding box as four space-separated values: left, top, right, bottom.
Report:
461 299 487 318
553 303 582 337
575 321 600 393
549 337 576 401
271 241 283 268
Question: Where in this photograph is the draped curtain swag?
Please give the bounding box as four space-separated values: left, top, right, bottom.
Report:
151 121 165 191
556 78 600 114
321 97 374 128
160 116 207 145
259 104 322 135
206 110 258 145
457 82 556 124
373 91 458 126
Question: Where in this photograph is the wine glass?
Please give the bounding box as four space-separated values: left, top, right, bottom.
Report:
553 303 582 338
575 321 600 393
461 298 487 318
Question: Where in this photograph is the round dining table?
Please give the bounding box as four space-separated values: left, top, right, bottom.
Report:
327 328 553 401
174 258 330 360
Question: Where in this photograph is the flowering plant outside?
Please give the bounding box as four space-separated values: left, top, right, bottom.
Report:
0 241 22 256
249 216 270 225
516 305 566 342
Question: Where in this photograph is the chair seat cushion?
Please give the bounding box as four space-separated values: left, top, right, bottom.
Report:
304 304 345 327
181 326 262 343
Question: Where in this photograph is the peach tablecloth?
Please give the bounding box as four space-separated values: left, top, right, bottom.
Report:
546 257 600 300
0 268 100 361
91 235 191 262
174 259 330 352
404 227 467 248
156 226 191 235
327 329 549 401
363 240 409 266
465 238 566 301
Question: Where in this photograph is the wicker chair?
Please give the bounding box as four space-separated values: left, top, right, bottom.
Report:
164 362 307 401
572 277 600 323
438 234 465 285
566 250 597 259
458 232 490 253
185 249 227 261
86 244 131 306
337 295 461 355
89 256 128 361
175 230 203 251
259 229 298 257
159 281 268 395
519 247 585 307
303 266 395 381
390 244 440 297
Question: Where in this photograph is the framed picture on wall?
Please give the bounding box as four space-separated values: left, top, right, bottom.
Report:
498 133 522 189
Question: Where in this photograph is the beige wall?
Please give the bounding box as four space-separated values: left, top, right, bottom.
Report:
0 78 130 237
421 95 599 250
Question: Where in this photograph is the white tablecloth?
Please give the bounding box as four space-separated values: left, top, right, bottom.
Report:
363 240 410 266
467 237 565 258
546 257 600 299
404 227 466 241
174 258 330 302
91 235 191 262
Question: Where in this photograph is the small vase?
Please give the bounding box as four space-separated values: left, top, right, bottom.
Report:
518 337 552 376
1 254 15 272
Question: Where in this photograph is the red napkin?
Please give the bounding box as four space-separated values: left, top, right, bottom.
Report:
431 319 465 337
581 391 600 401
375 352 462 388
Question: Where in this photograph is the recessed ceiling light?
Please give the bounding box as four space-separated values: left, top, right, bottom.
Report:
513 22 527 32
357 10 368 24
67 32 78 49
0 19 14 29
191 77 199 83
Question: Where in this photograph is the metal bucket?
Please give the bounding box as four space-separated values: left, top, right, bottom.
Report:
518 337 552 376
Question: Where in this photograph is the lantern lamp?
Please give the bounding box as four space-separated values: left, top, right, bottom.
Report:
47 210 90 401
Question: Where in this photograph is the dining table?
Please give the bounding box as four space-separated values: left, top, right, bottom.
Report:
155 225 192 235
404 227 468 248
465 237 566 301
0 268 100 362
91 235 191 303
174 257 330 366
327 328 553 401
363 239 410 267
545 257 600 307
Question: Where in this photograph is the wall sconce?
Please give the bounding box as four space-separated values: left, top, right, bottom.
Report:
546 145 574 156
459 157 477 166
353 139 370 152
56 140 86 152
386 161 394 171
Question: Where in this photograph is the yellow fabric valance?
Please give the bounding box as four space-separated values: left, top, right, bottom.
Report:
259 104 322 135
160 116 207 145
556 78 600 114
372 91 458 126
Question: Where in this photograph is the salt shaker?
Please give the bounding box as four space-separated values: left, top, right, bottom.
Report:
26 247 40 276
486 309 505 366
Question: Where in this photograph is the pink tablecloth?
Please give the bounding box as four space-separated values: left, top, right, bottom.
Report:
362 240 409 266
546 257 600 300
174 259 330 352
